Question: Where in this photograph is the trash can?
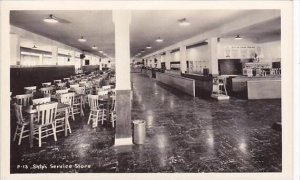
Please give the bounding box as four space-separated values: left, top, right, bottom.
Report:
132 120 146 145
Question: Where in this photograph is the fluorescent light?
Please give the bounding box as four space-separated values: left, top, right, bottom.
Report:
98 50 103 53
146 45 152 49
156 37 163 42
43 14 58 23
92 45 98 50
140 50 145 52
78 36 87 42
178 18 191 26
235 35 243 40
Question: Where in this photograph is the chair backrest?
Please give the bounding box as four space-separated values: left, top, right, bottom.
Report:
24 86 37 94
55 89 69 95
68 80 75 85
56 82 67 89
60 92 75 106
88 94 99 110
40 87 54 97
79 81 87 87
70 84 80 90
54 79 61 84
32 97 51 105
42 82 52 87
14 103 25 124
74 86 85 95
102 85 111 91
36 102 58 125
97 90 109 96
63 78 70 81
16 94 33 106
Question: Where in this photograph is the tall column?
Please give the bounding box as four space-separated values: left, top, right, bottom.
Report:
10 33 20 66
52 46 58 65
165 51 171 70
208 37 218 76
180 46 187 73
113 10 132 146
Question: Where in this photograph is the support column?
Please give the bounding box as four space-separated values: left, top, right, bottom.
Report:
208 37 219 76
165 51 171 70
180 46 187 73
52 46 58 65
10 33 20 66
113 10 132 146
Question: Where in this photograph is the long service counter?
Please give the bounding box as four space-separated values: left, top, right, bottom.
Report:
156 72 195 97
232 76 281 99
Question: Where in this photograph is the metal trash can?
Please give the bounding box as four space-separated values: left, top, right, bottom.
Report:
132 120 146 145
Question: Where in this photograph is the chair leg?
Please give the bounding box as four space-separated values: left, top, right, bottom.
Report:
38 127 42 147
13 125 19 142
70 108 75 121
18 125 24 145
101 110 104 125
66 119 72 133
87 112 92 125
52 124 57 142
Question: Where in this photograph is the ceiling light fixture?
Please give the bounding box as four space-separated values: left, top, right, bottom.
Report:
92 45 98 50
156 37 164 42
146 45 152 49
78 36 87 42
235 34 243 40
98 50 103 53
178 18 191 26
43 14 58 23
140 50 145 52
32 45 37 49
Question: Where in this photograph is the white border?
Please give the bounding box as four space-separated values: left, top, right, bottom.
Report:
0 1 294 180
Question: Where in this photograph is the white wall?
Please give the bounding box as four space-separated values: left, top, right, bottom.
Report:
170 51 180 62
258 40 281 63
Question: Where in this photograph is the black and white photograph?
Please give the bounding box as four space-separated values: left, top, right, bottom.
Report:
0 1 295 180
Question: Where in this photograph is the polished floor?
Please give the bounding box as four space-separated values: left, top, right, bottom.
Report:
10 73 282 173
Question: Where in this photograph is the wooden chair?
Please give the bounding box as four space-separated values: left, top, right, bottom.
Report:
15 94 33 106
68 80 76 85
33 102 58 147
102 85 111 91
60 93 75 121
56 82 67 89
63 78 70 82
55 89 69 96
40 87 54 97
13 104 30 145
32 97 51 105
70 84 80 91
97 90 109 96
42 82 52 87
24 86 37 94
73 87 85 116
55 94 72 134
79 81 87 87
53 79 62 84
87 95 107 126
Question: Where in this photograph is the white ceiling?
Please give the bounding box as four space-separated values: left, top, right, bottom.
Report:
10 10 280 58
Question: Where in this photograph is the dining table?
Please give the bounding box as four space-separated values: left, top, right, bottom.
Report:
24 102 70 148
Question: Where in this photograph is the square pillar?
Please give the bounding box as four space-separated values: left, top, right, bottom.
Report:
208 37 219 76
52 46 58 65
165 51 171 70
113 10 132 146
10 33 20 66
180 46 187 73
